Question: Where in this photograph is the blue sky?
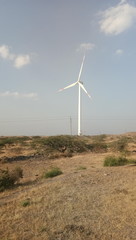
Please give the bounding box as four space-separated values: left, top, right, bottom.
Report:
0 0 136 136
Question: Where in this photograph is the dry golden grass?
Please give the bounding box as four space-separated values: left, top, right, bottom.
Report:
0 134 136 240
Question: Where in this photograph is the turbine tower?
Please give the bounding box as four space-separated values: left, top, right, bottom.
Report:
59 55 91 136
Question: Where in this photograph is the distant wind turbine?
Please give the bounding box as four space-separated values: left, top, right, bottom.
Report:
59 55 91 136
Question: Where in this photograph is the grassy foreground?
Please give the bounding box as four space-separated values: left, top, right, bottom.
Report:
0 133 136 239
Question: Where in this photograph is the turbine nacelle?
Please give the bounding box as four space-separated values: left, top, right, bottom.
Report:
78 80 83 84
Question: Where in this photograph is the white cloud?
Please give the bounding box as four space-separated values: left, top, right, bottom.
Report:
22 92 38 99
99 0 136 35
115 49 124 55
77 42 95 52
0 44 31 68
0 91 38 99
0 45 15 60
0 45 10 59
14 55 31 69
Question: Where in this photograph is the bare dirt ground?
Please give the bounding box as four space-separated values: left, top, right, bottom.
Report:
0 135 136 240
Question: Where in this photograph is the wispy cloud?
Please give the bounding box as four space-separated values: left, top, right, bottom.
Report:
0 91 38 100
0 44 31 68
115 49 124 55
77 42 95 52
99 0 136 35
14 55 31 69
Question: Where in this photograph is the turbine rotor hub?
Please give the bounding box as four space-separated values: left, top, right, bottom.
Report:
79 80 83 84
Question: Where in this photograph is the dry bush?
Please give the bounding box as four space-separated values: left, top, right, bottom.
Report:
0 167 23 191
10 167 23 182
110 137 129 153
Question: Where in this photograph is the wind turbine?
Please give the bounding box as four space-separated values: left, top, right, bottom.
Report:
59 55 91 136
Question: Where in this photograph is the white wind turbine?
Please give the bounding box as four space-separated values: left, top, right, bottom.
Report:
59 55 91 136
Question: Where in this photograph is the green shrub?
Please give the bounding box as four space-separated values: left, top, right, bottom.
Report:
128 158 136 164
35 135 88 154
104 155 128 167
0 169 14 191
21 199 31 207
0 138 14 147
0 167 23 191
43 167 63 178
0 136 30 148
31 135 108 157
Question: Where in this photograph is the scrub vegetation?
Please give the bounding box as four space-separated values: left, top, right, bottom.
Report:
0 133 136 239
0 167 23 192
104 155 129 166
43 167 63 178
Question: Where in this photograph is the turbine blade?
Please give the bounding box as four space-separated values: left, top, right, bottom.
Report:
79 82 91 98
77 55 85 82
59 55 86 92
58 81 77 92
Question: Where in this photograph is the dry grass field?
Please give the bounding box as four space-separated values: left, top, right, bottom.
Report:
0 134 136 240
